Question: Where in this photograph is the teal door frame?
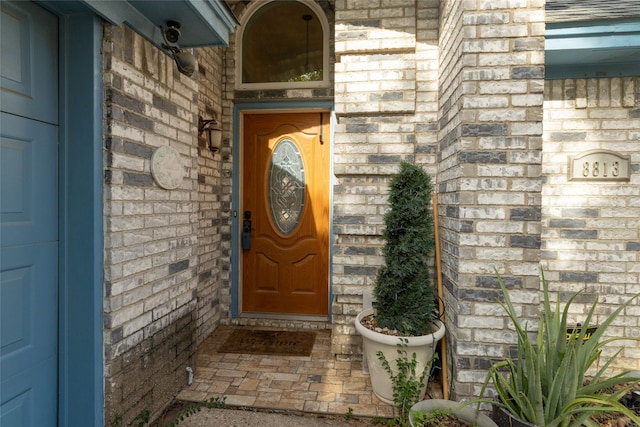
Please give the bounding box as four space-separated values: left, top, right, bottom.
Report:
46 6 104 426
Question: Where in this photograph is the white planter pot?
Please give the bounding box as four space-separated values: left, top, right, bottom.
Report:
354 308 445 405
410 399 498 427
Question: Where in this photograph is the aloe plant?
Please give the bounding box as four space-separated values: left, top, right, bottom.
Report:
480 269 640 427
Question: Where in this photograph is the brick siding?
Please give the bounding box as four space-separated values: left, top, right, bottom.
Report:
195 46 226 345
102 24 201 425
436 0 546 400
331 0 440 358
542 76 640 372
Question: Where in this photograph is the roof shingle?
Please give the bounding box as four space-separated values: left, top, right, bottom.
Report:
546 0 640 23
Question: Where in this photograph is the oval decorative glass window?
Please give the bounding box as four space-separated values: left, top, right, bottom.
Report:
268 139 305 234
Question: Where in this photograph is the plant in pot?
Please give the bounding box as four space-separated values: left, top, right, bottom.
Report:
479 269 640 427
354 161 445 405
409 399 498 427
381 339 496 427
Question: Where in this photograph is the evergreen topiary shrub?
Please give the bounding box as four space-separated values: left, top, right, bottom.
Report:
373 161 437 335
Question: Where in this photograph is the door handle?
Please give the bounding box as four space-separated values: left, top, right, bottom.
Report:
242 210 251 250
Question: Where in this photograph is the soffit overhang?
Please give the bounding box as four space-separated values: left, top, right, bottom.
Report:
546 1 640 78
40 0 238 48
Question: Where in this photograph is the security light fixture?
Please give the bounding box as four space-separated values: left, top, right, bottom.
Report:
161 21 197 77
164 20 182 44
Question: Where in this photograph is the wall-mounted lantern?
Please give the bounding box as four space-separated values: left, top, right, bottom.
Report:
198 114 223 153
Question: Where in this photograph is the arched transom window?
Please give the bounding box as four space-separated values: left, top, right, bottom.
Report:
238 0 328 89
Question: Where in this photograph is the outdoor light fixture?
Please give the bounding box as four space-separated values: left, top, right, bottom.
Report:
161 21 197 77
198 114 223 153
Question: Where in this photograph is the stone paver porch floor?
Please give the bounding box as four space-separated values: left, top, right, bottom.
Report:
176 325 442 420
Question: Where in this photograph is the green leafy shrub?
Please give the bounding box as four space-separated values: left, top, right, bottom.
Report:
168 396 226 426
378 338 436 427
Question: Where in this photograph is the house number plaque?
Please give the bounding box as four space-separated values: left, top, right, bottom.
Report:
568 150 630 182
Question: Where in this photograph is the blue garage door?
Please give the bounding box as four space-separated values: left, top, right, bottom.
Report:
1 1 59 426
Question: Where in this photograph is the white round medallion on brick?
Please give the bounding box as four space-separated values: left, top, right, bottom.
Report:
151 145 184 190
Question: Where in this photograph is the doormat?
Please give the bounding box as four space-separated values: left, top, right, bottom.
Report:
218 329 316 357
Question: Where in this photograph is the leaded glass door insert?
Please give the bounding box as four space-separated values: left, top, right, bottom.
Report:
268 139 305 234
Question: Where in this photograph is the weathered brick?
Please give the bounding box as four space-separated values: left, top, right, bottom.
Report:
510 207 540 221
559 230 598 239
476 275 523 289
108 88 145 113
344 266 377 275
346 123 379 133
153 94 178 115
549 219 587 228
122 141 154 158
514 38 544 51
461 123 508 137
549 132 587 142
334 215 365 224
509 235 541 249
626 242 640 251
559 272 598 283
512 66 544 79
123 172 154 187
345 246 378 255
169 259 190 274
368 154 402 163
459 151 507 164
561 208 599 218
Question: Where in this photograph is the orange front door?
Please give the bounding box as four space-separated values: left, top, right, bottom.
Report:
242 112 330 316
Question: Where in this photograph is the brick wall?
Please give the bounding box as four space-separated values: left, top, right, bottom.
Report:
542 77 640 372
331 0 440 358
102 25 200 425
435 1 465 383
436 0 545 400
195 45 225 344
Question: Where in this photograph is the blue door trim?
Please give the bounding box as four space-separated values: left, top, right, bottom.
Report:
57 12 104 427
231 100 335 319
